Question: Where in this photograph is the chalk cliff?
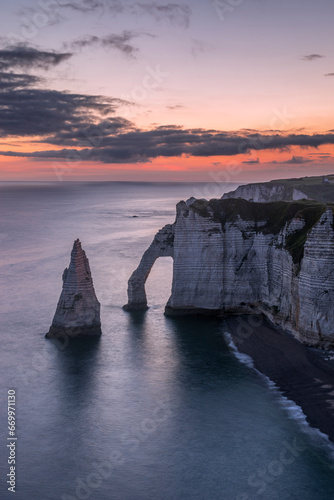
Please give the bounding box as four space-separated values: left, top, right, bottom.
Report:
222 175 334 203
222 183 310 202
46 239 101 338
125 198 334 349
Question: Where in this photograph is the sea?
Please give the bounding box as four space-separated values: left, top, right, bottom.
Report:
1 181 334 500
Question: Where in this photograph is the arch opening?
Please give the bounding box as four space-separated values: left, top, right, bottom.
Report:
145 256 174 309
123 223 175 311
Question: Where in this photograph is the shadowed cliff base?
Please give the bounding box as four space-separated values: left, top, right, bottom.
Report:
164 304 258 317
224 314 334 443
165 306 223 317
46 324 102 339
122 302 149 312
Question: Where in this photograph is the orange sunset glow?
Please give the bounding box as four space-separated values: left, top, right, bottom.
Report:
1 0 334 182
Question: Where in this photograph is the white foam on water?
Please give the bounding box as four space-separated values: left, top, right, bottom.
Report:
223 330 334 465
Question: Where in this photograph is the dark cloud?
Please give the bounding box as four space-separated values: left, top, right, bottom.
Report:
0 44 72 71
42 117 133 146
66 31 155 58
19 0 105 28
301 54 324 62
0 58 129 138
0 39 132 145
2 128 334 164
58 0 105 13
0 88 127 138
0 72 40 90
308 152 333 158
133 3 191 27
281 155 312 164
107 1 192 27
18 1 191 30
0 44 127 139
325 73 334 77
242 158 260 165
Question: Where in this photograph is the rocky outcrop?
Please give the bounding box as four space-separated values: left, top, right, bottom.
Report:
123 224 174 310
46 239 101 338
125 198 334 349
222 182 310 202
222 175 334 203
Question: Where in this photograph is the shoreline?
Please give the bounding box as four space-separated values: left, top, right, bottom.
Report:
224 314 334 443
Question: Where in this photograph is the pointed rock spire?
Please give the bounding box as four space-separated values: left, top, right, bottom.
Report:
46 239 102 338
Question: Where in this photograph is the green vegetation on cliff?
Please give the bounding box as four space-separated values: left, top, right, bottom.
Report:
189 197 331 265
250 174 334 203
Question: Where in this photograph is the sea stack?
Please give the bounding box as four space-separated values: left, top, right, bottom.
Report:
46 239 102 339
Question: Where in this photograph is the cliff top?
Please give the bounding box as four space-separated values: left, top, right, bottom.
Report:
186 198 333 264
266 175 334 202
224 174 334 203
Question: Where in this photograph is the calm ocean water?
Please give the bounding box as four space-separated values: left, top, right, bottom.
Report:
1 181 334 500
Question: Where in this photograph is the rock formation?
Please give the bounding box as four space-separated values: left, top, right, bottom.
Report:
46 239 101 338
123 224 174 310
222 182 309 202
222 175 334 204
125 198 334 349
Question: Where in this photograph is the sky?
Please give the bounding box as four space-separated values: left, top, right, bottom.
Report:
0 0 334 182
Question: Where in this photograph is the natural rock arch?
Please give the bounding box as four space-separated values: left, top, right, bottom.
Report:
124 197 334 349
123 224 175 310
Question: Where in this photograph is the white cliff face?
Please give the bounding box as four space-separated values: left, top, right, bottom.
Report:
292 188 309 201
223 183 310 202
167 202 224 311
297 209 334 347
46 239 101 338
125 198 334 349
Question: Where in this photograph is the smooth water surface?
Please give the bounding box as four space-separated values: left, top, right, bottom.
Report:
1 182 334 500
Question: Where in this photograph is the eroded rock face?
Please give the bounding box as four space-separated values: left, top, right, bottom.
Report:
126 198 334 349
46 239 101 338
